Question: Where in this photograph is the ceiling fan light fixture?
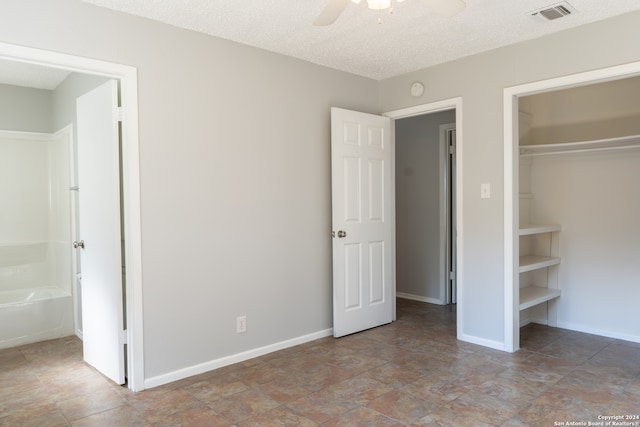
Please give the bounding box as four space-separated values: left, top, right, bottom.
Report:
316 0 462 26
367 0 392 10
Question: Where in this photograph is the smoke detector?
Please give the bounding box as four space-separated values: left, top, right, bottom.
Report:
530 1 577 21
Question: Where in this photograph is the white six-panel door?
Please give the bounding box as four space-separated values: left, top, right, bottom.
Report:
76 80 125 385
331 107 393 337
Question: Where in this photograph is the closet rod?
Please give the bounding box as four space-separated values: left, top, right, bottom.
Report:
521 143 640 157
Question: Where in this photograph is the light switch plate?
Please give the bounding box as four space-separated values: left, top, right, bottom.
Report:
481 183 491 199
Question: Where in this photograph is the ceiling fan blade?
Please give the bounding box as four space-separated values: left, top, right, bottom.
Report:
428 0 466 17
314 0 351 26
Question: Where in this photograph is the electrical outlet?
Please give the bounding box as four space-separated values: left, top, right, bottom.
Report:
236 316 246 333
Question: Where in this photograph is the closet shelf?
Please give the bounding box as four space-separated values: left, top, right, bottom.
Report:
519 285 561 311
519 255 561 273
519 224 561 235
520 134 640 157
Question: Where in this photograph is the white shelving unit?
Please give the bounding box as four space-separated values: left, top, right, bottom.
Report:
517 133 640 322
519 255 560 273
519 285 561 311
518 224 561 313
519 224 561 235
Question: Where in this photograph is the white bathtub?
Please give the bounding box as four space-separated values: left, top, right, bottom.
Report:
0 287 74 349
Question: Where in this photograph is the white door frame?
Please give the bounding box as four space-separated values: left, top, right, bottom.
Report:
503 61 640 353
0 41 145 390
440 122 456 305
385 97 463 337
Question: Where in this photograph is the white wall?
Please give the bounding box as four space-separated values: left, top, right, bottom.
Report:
380 10 640 347
395 110 455 302
0 0 379 381
530 151 640 341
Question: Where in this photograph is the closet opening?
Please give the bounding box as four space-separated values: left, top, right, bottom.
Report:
504 62 640 352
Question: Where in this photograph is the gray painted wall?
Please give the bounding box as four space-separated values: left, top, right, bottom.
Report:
0 84 52 132
395 110 455 301
53 73 110 134
0 0 379 380
2 0 639 382
380 10 640 345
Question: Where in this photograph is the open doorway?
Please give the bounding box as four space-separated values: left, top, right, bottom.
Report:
385 98 462 338
330 99 462 338
395 110 456 306
0 42 144 391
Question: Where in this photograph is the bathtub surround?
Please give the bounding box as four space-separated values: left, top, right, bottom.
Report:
0 287 73 349
0 129 74 349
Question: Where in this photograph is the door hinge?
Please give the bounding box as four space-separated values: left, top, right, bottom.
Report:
449 271 456 281
117 107 124 122
448 144 456 155
121 330 128 344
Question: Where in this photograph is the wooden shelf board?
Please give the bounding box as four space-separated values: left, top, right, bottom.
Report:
520 285 561 310
519 255 561 273
519 224 561 235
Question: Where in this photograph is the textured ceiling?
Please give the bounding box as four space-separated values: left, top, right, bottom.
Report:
1 0 639 88
78 0 640 80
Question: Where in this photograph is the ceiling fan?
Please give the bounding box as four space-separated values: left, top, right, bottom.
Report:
314 0 466 26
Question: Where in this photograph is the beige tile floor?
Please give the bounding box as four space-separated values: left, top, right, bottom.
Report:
1 299 639 426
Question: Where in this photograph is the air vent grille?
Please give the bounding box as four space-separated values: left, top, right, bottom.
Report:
530 2 577 21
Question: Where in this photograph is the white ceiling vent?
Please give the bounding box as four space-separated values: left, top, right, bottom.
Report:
530 2 577 22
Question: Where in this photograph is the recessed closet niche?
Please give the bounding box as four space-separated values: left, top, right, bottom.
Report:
517 75 640 343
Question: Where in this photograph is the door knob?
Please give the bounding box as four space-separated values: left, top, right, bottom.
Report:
73 240 85 249
337 230 347 238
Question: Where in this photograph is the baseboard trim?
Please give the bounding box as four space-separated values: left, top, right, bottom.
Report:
396 292 442 305
520 317 548 328
556 321 640 344
144 328 333 389
458 333 505 352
